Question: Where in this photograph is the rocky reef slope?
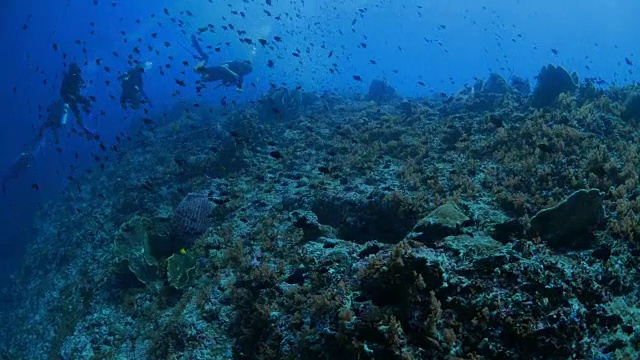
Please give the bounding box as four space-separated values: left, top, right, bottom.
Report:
3 69 640 359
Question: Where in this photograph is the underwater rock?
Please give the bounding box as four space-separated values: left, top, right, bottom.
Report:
170 192 213 245
532 65 579 108
292 210 334 242
366 79 397 103
482 73 510 95
530 188 605 249
621 91 640 123
311 190 418 244
408 202 471 244
492 218 526 244
510 75 531 95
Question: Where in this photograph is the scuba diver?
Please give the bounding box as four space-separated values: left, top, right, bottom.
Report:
118 62 152 110
1 152 35 194
1 98 70 193
60 63 98 140
34 99 69 147
189 35 253 90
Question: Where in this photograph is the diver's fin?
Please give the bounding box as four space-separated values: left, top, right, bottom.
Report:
191 35 209 63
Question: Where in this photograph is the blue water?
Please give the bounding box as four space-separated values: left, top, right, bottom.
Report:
0 0 638 355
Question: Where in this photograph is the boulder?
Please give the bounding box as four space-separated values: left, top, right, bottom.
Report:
366 79 397 103
530 189 605 249
408 202 471 244
532 65 578 108
622 91 640 123
482 73 510 95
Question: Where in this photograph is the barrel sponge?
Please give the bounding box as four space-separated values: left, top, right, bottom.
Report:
170 192 212 245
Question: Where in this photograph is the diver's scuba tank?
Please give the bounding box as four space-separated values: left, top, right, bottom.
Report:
61 103 70 125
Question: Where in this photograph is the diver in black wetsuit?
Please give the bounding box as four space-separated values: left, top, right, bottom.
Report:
34 99 69 146
189 35 253 90
1 152 35 194
60 63 97 140
118 62 151 110
1 98 72 193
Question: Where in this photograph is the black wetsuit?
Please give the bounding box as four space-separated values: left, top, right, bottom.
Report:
119 66 148 110
190 35 252 89
60 63 96 139
1 152 35 193
195 60 253 89
34 99 67 146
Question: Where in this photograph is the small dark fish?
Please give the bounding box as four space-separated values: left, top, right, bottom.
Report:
418 81 425 86
274 36 282 42
269 151 282 160
266 0 272 4
175 79 186 86
151 33 158 38
258 38 267 46
369 60 376 64
625 57 633 66
267 59 274 68
353 75 362 81
31 183 39 191
328 51 333 58
551 48 558 55
537 143 552 153
292 52 300 57
52 43 58 51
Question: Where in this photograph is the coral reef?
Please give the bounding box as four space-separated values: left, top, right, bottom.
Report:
482 73 510 95
621 90 640 123
4 67 640 359
258 87 307 123
532 64 579 108
366 79 398 103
